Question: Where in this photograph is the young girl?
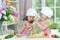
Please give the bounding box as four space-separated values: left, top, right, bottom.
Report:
35 7 53 35
18 8 37 35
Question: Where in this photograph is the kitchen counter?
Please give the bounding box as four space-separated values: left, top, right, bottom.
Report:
0 33 60 40
4 36 60 40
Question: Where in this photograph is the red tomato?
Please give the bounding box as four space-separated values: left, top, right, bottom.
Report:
51 35 55 38
44 33 48 36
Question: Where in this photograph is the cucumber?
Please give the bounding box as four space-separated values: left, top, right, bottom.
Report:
5 34 14 39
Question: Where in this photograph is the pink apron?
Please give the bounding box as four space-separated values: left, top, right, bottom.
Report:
40 22 50 35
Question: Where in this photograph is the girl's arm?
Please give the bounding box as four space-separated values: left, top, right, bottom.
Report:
34 18 48 31
25 21 33 31
36 23 48 31
18 26 25 33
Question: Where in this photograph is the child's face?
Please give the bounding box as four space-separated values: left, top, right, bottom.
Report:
27 16 34 23
41 13 48 20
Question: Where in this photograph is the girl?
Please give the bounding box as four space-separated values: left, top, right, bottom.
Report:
18 8 37 35
35 7 53 35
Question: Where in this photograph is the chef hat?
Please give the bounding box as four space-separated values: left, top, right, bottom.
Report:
41 7 53 18
26 8 37 16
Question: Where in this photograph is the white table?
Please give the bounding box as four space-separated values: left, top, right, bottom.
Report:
4 36 60 40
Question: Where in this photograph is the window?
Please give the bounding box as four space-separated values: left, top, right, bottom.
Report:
32 0 41 13
10 0 19 13
32 0 60 24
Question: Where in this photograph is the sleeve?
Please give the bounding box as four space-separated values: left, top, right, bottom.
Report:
45 19 53 26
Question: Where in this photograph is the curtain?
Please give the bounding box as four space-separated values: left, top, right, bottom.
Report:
19 0 32 20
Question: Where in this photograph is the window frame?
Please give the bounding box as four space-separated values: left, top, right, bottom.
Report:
32 0 60 24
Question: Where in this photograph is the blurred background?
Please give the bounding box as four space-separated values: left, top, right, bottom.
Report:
0 0 60 39
0 0 59 24
0 0 60 33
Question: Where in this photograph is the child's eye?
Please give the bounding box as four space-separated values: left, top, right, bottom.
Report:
29 16 34 18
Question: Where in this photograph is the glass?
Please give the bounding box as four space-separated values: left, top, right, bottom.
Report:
56 0 60 6
32 0 41 8
1 21 10 35
0 21 3 35
16 20 23 34
15 23 23 37
27 24 35 36
46 0 54 7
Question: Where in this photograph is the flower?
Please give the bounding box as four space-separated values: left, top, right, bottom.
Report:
1 10 6 15
12 10 18 17
2 0 6 9
0 6 18 24
9 15 15 22
3 16 7 20
0 8 3 13
0 13 2 19
9 6 16 10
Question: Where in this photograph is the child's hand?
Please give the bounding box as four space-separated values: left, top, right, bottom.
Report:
34 18 39 24
28 27 33 31
24 21 29 26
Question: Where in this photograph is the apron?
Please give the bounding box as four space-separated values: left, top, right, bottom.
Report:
40 21 50 35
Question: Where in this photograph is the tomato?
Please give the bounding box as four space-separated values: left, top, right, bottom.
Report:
44 33 48 36
51 35 55 38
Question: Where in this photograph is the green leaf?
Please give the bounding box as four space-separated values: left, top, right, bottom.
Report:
6 8 12 17
48 23 59 29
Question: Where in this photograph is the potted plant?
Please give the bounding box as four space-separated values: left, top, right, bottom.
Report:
49 23 59 35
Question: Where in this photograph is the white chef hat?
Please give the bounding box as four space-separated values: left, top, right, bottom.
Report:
41 7 53 18
26 8 37 16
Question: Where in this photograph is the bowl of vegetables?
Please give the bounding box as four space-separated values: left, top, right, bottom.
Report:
49 23 59 35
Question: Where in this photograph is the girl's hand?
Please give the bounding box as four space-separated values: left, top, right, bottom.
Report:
28 27 33 31
24 21 31 30
34 18 39 24
24 21 29 26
